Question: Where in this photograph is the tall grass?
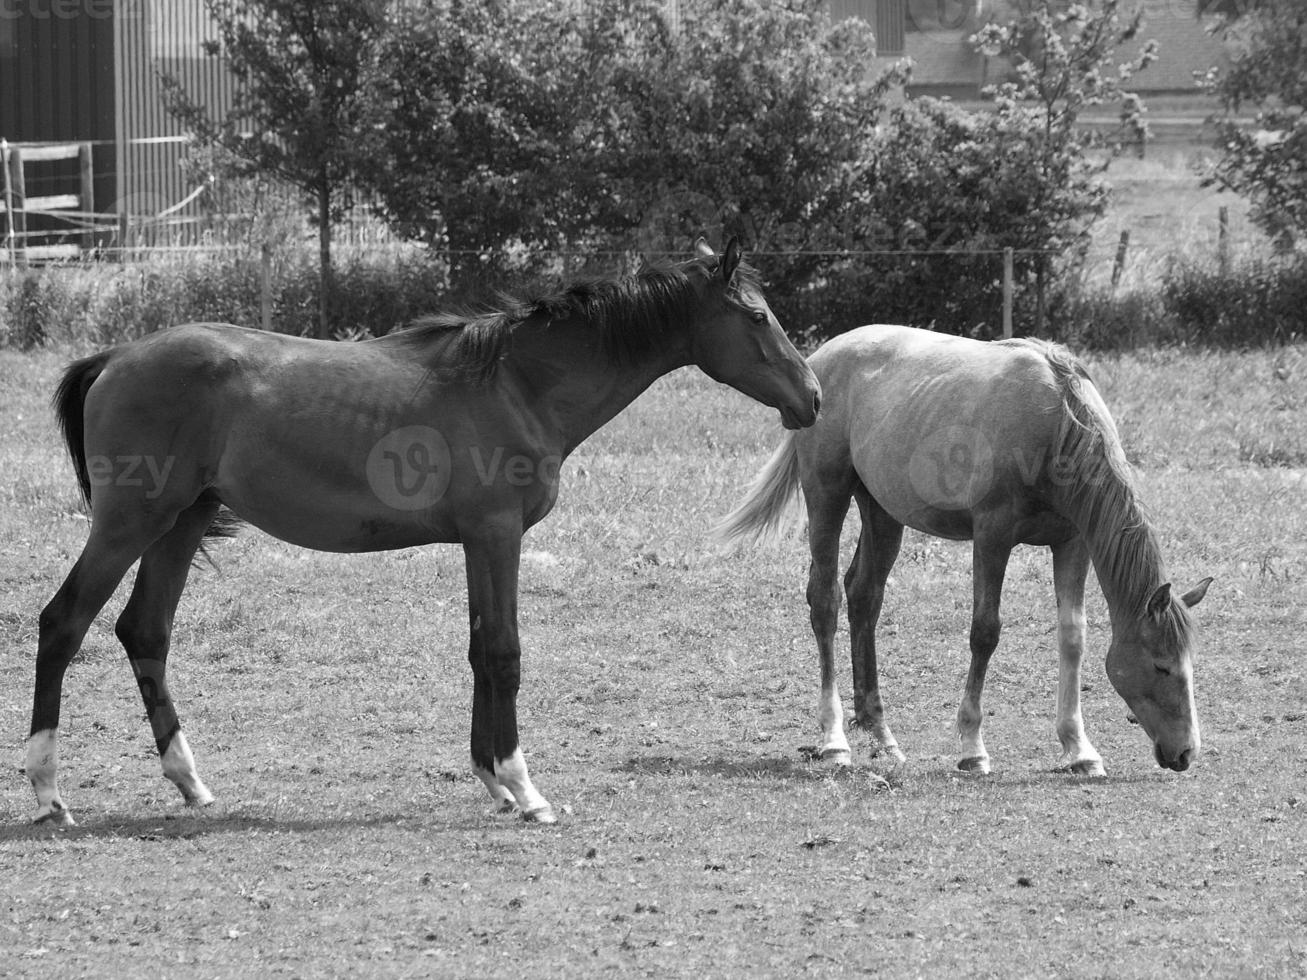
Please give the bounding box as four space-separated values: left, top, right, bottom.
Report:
1 242 1304 350
0 246 449 349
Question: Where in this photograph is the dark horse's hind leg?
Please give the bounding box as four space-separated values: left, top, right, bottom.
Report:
462 519 555 822
844 486 906 762
114 501 222 808
27 516 176 824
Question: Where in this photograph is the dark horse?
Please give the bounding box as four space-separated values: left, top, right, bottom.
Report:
27 239 821 825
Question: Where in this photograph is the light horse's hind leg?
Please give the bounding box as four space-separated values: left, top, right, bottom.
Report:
802 466 857 764
1051 537 1105 776
28 516 175 824
844 486 907 762
114 501 222 807
956 530 1013 774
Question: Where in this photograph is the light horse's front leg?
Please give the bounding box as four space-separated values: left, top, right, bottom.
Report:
461 519 556 823
1051 537 1105 776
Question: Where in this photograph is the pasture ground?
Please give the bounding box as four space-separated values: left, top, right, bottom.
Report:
1 342 1305 978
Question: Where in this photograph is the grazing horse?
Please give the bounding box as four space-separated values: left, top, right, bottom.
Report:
716 324 1210 776
27 239 821 826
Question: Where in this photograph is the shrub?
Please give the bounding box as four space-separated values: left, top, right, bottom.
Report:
0 248 450 349
1161 254 1307 346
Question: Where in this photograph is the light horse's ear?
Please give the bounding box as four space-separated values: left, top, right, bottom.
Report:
1146 582 1173 620
722 237 743 284
1147 578 1211 620
1181 577 1213 608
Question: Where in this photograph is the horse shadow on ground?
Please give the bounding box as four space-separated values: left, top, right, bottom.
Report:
613 749 1184 790
0 804 514 842
614 747 897 784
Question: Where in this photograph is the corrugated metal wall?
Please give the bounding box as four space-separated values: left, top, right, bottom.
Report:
115 0 237 236
0 5 117 220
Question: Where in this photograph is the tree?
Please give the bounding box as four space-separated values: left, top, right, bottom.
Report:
1199 0 1307 246
363 0 899 291
364 0 606 287
970 0 1158 329
162 0 385 337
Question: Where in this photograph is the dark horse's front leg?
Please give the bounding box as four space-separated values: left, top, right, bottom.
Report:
462 520 556 823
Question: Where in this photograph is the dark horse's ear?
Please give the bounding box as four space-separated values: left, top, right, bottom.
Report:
722 237 742 284
1180 577 1212 608
1146 582 1172 620
694 237 715 261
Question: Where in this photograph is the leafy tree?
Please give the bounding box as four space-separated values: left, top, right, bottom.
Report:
162 0 385 337
365 0 612 287
1198 0 1307 246
363 0 899 291
969 0 1158 329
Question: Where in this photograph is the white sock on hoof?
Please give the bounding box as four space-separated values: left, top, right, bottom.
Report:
26 729 73 824
161 731 215 806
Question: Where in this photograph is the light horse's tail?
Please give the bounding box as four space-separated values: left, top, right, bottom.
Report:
712 431 803 550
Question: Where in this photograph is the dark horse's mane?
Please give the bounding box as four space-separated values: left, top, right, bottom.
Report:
387 257 763 382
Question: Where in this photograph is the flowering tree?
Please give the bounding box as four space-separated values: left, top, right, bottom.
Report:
1198 0 1307 246
969 0 1158 327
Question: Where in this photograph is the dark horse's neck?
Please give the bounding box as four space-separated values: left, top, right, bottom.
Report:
409 264 706 459
503 311 694 458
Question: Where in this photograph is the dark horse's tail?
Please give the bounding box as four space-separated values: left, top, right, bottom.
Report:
52 352 243 544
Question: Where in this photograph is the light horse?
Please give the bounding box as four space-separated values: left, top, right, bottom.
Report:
27 239 821 826
717 324 1210 776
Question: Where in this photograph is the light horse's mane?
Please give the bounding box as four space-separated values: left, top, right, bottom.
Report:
1002 338 1194 639
393 258 764 381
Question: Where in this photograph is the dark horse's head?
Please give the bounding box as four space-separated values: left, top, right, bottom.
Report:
687 239 820 430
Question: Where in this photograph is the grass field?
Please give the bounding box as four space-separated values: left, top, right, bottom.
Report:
1 342 1305 977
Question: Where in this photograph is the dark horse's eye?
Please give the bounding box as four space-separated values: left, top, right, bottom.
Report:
750 309 768 324
1154 664 1172 677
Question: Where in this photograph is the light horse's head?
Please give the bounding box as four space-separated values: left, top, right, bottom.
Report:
1105 578 1211 771
686 238 821 430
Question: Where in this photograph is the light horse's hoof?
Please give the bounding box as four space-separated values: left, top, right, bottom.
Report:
1066 758 1107 778
521 804 558 824
957 756 992 775
817 748 853 767
871 744 907 764
32 803 76 827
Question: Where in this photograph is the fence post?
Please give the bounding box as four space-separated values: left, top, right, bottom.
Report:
5 145 26 268
1 139 13 267
1218 206 1229 276
78 142 95 253
261 238 273 332
1002 247 1014 339
1111 230 1130 293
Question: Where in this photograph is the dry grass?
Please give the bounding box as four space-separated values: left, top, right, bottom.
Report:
1 344 1305 977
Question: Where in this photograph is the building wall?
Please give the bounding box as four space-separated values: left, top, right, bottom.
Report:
115 0 237 230
890 0 1228 99
0 4 117 219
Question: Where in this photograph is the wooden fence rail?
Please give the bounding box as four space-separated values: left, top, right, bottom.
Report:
1 140 95 266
